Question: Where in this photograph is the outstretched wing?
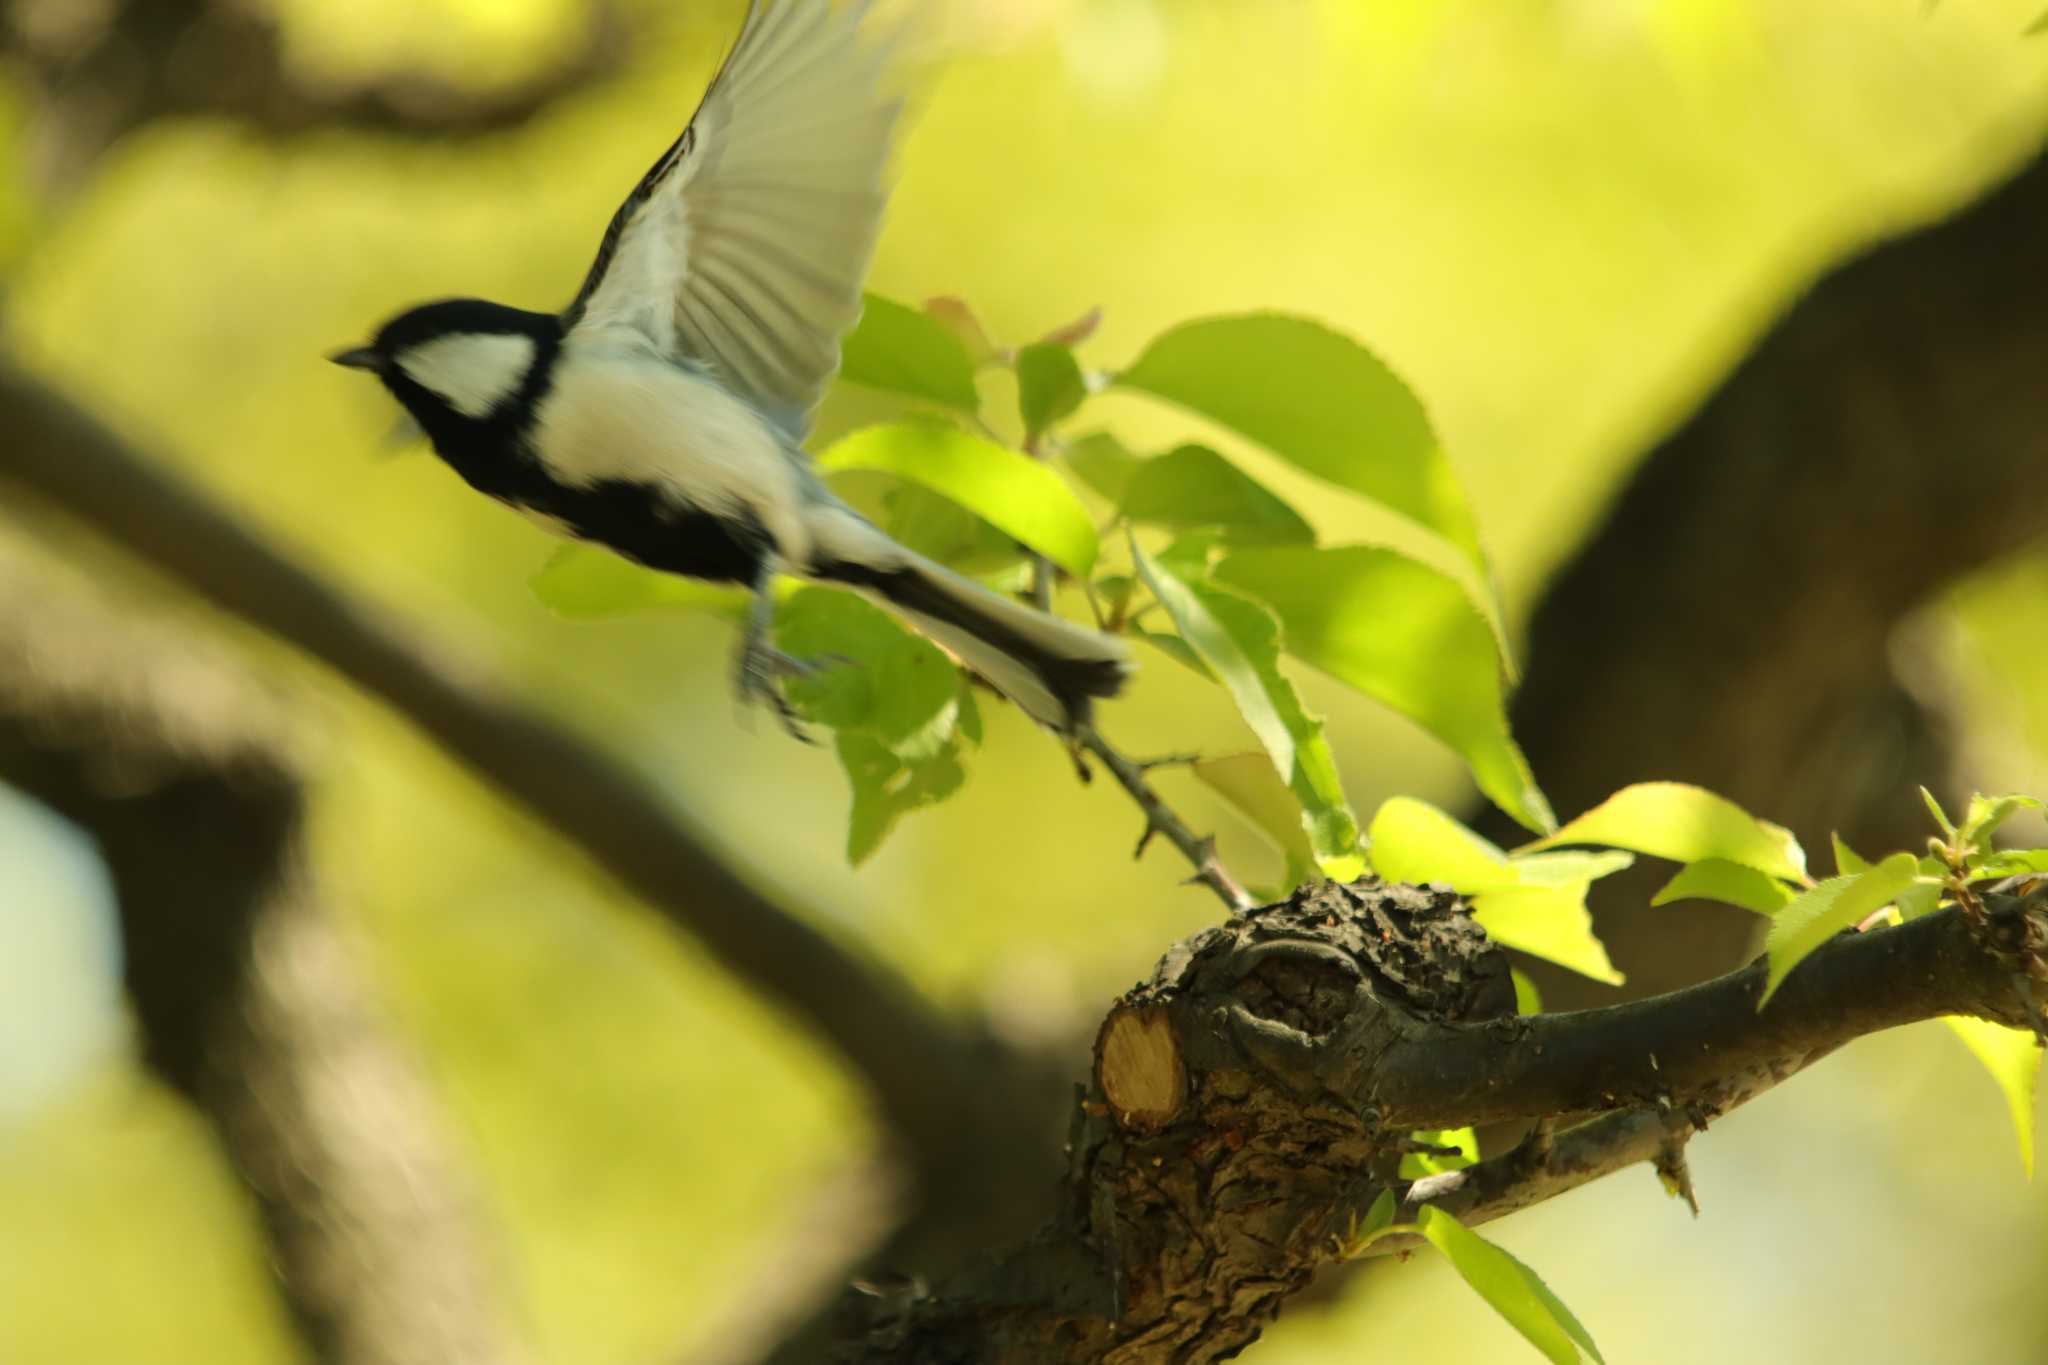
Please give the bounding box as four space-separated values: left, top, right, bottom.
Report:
562 0 903 438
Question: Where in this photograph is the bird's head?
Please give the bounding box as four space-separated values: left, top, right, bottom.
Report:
331 299 560 448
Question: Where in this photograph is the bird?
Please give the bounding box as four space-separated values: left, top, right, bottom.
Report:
330 0 1132 736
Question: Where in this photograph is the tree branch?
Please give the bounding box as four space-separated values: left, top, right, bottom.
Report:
0 535 533 1364
810 880 2040 1362
1080 728 1252 912
0 355 1025 1208
6 0 631 190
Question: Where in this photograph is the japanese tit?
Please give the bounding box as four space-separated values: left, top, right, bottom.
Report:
332 0 1131 734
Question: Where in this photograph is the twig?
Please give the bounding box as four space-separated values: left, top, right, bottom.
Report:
0 356 993 1185
1080 726 1251 911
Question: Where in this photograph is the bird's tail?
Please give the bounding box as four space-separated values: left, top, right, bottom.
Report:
818 552 1133 733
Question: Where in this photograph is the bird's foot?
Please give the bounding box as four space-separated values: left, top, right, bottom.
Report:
735 640 853 743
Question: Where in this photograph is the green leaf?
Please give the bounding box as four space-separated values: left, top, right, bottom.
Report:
1416 1207 1605 1365
1215 546 1551 832
837 731 967 865
921 296 1002 367
773 589 980 863
1960 794 2044 849
1135 544 1363 879
1117 314 1486 576
1509 849 1635 887
1969 849 2048 881
1651 858 1795 916
1921 786 1958 840
1401 1126 1478 1178
1511 969 1544 1016
1832 832 1871 878
839 294 981 411
1895 880 1943 921
1135 628 1214 678
1367 798 1621 983
1943 1017 2042 1177
818 423 1098 576
1063 432 1145 503
1358 1188 1399 1241
1193 753 1317 891
1369 795 1516 889
530 543 749 619
1472 885 1623 986
1760 853 1919 1005
1017 342 1088 440
1528 782 1806 882
776 589 963 754
1118 444 1315 546
830 476 1030 577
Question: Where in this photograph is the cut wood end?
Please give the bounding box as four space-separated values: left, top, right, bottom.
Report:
1097 1006 1185 1131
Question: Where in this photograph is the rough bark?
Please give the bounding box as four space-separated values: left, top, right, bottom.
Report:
1491 146 2048 1002
814 880 2044 1363
0 537 530 1365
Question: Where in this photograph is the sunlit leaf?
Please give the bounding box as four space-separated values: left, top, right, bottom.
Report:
1969 849 2048 881
1117 314 1486 576
1511 969 1544 1016
1369 795 1516 889
530 543 748 619
838 731 966 865
1416 1207 1605 1364
1509 849 1635 886
1216 546 1551 832
1528 782 1806 882
776 589 962 755
1119 444 1315 545
1193 753 1317 890
1473 885 1623 986
1921 786 1958 840
842 478 1030 577
839 293 981 411
1367 798 1621 983
1832 832 1871 878
1651 858 1794 916
1063 431 1145 503
1943 1017 2042 1177
1960 793 2044 849
1135 546 1364 878
775 589 978 864
1017 342 1088 440
818 423 1098 576
1760 853 1919 1005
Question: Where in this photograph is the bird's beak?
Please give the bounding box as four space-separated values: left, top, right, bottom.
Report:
328 346 382 372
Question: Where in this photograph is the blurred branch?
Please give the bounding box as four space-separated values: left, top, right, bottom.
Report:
1489 144 2048 1003
804 881 2043 1363
0 536 531 1365
0 354 1055 1241
4 0 631 190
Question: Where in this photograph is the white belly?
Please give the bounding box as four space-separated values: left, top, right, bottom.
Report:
530 346 812 564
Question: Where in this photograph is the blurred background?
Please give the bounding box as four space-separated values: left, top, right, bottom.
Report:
3 0 2047 1361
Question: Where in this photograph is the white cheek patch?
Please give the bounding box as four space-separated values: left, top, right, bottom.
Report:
396 333 537 419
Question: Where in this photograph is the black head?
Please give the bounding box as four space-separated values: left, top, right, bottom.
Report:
331 299 562 451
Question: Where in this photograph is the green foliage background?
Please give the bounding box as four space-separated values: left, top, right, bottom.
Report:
3 1 2047 1361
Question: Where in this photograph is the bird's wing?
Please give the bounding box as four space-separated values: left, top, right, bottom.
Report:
561 0 903 440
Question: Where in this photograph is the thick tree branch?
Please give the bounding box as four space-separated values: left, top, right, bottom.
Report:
810 881 2041 1362
0 537 532 1364
0 356 1032 1211
5 0 631 190
1489 145 2048 1001
1368 894 2043 1128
